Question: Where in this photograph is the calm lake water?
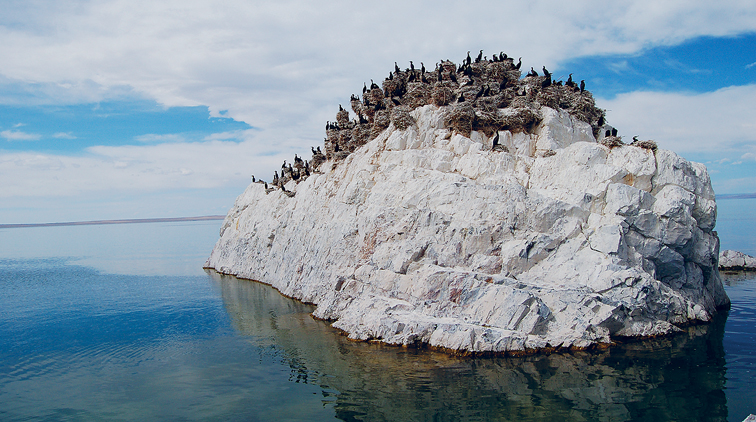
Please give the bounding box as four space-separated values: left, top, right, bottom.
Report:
1 202 754 422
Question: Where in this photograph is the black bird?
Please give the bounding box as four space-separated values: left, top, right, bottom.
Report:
500 52 507 60
395 62 400 73
339 104 344 111
317 146 322 154
437 67 443 82
363 83 367 94
458 93 465 102
273 171 279 184
408 72 416 82
633 136 639 142
359 114 368 124
492 132 500 147
392 98 401 106
449 71 457 83
466 51 471 66
483 85 491 96
566 73 575 87
421 73 429 83
282 160 286 169
410 61 414 72
389 71 393 80
597 115 604 126
312 146 317 155
580 80 585 92
605 129 611 137
541 77 551 88
527 67 538 77
611 128 618 137
264 182 268 190
476 50 483 63
475 85 485 98
542 66 551 79
421 62 425 74
515 57 522 70
251 175 255 182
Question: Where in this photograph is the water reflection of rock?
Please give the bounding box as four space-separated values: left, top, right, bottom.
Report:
209 270 728 422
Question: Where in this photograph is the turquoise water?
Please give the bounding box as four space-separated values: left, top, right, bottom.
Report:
0 208 754 421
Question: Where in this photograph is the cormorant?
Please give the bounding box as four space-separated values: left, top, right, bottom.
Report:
542 66 551 79
281 160 286 169
475 85 485 98
421 62 425 74
363 83 367 94
392 98 401 106
633 136 639 142
597 115 604 126
611 128 618 137
437 67 443 82
251 175 255 182
449 71 457 83
605 130 611 137
458 93 465 102
466 51 471 66
410 61 414 72
566 73 575 87
580 80 585 92
493 132 500 147
476 50 483 63
312 146 317 155
527 67 538 77
515 57 522 70
395 62 400 73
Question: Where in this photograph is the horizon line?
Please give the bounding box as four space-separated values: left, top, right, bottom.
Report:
0 215 226 229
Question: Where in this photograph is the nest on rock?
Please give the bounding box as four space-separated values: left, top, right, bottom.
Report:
600 136 624 148
391 106 416 130
382 77 404 98
371 110 391 137
444 102 476 136
431 83 455 106
500 106 541 133
404 82 431 109
369 87 384 104
351 123 372 147
631 139 658 151
336 108 350 127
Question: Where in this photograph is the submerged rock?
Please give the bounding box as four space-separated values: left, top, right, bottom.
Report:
206 102 729 354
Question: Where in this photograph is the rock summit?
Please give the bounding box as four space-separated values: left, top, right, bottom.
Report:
206 54 729 354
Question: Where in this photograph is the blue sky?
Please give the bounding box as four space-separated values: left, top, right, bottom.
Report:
1 1 755 224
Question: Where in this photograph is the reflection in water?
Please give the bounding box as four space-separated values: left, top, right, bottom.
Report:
209 270 729 422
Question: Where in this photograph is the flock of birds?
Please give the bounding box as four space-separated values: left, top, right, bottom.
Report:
253 50 656 196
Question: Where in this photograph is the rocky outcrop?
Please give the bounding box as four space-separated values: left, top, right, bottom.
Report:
206 101 729 354
719 250 756 271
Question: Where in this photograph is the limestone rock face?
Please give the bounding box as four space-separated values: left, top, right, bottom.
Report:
719 250 756 271
206 105 730 354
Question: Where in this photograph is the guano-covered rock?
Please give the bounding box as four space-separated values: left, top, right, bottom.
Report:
206 56 729 354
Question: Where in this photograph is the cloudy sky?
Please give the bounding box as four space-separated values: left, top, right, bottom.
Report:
1 0 755 224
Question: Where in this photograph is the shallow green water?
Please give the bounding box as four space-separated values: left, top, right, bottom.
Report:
0 218 754 421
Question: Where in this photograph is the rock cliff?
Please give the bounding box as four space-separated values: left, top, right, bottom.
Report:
206 57 729 354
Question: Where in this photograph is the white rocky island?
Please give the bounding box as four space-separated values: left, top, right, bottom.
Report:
206 55 730 354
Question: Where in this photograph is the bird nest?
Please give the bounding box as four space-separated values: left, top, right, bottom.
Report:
600 136 624 148
391 106 416 130
444 102 476 136
631 139 658 151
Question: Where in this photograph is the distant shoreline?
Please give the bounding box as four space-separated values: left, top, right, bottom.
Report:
717 193 756 200
0 215 226 229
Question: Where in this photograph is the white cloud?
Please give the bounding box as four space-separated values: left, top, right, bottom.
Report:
0 0 755 138
134 133 185 143
0 129 288 198
53 132 77 139
1 129 41 141
597 84 756 154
